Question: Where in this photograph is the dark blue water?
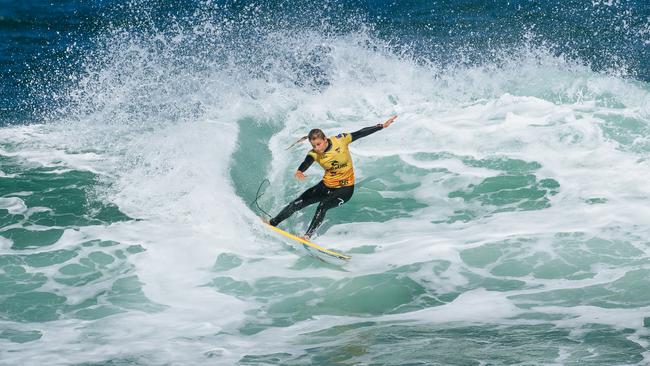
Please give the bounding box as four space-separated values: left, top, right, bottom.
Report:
2 2 650 365
1 0 648 126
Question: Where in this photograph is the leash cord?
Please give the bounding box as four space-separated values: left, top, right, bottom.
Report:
252 179 272 220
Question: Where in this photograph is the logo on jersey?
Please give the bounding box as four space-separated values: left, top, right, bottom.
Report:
329 160 348 170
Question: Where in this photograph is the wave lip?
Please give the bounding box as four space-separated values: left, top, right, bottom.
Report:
1 1 650 364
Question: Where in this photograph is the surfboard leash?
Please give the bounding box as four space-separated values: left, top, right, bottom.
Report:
252 179 272 220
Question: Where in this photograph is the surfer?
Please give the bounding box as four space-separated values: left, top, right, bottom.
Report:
266 115 397 239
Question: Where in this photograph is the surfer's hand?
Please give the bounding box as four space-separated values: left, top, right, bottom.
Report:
382 115 397 129
294 170 306 181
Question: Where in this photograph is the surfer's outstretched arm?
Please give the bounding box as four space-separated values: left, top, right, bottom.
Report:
294 155 314 181
350 115 397 142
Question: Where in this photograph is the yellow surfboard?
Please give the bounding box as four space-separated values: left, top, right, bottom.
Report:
264 223 351 262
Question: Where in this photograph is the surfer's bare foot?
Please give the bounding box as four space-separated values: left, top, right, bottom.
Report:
302 235 310 241
261 217 270 224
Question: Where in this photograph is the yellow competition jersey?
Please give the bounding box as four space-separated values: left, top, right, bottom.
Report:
308 133 354 188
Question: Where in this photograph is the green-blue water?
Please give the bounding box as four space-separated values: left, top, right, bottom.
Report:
1 1 650 365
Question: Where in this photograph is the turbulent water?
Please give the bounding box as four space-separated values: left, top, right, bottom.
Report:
1 0 650 365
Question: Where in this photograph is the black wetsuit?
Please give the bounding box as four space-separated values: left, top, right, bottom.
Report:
270 124 383 237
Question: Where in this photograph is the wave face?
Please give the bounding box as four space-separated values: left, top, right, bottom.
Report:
1 1 650 364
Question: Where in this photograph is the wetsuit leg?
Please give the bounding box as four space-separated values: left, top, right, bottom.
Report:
269 181 328 226
305 185 354 238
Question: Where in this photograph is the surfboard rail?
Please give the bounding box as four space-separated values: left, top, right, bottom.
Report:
263 223 351 261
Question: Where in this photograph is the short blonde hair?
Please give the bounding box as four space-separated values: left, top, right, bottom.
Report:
308 129 326 140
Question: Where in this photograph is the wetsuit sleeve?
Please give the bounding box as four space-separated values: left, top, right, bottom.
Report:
350 124 383 142
297 154 314 172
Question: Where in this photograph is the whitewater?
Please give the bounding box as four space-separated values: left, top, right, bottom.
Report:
1 2 650 365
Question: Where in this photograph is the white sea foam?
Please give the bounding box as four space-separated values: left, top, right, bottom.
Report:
0 197 27 215
1 20 649 364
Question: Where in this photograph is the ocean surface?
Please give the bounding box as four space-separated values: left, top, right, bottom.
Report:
1 0 650 364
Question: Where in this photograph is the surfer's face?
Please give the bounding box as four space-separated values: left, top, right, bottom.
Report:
310 137 327 154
